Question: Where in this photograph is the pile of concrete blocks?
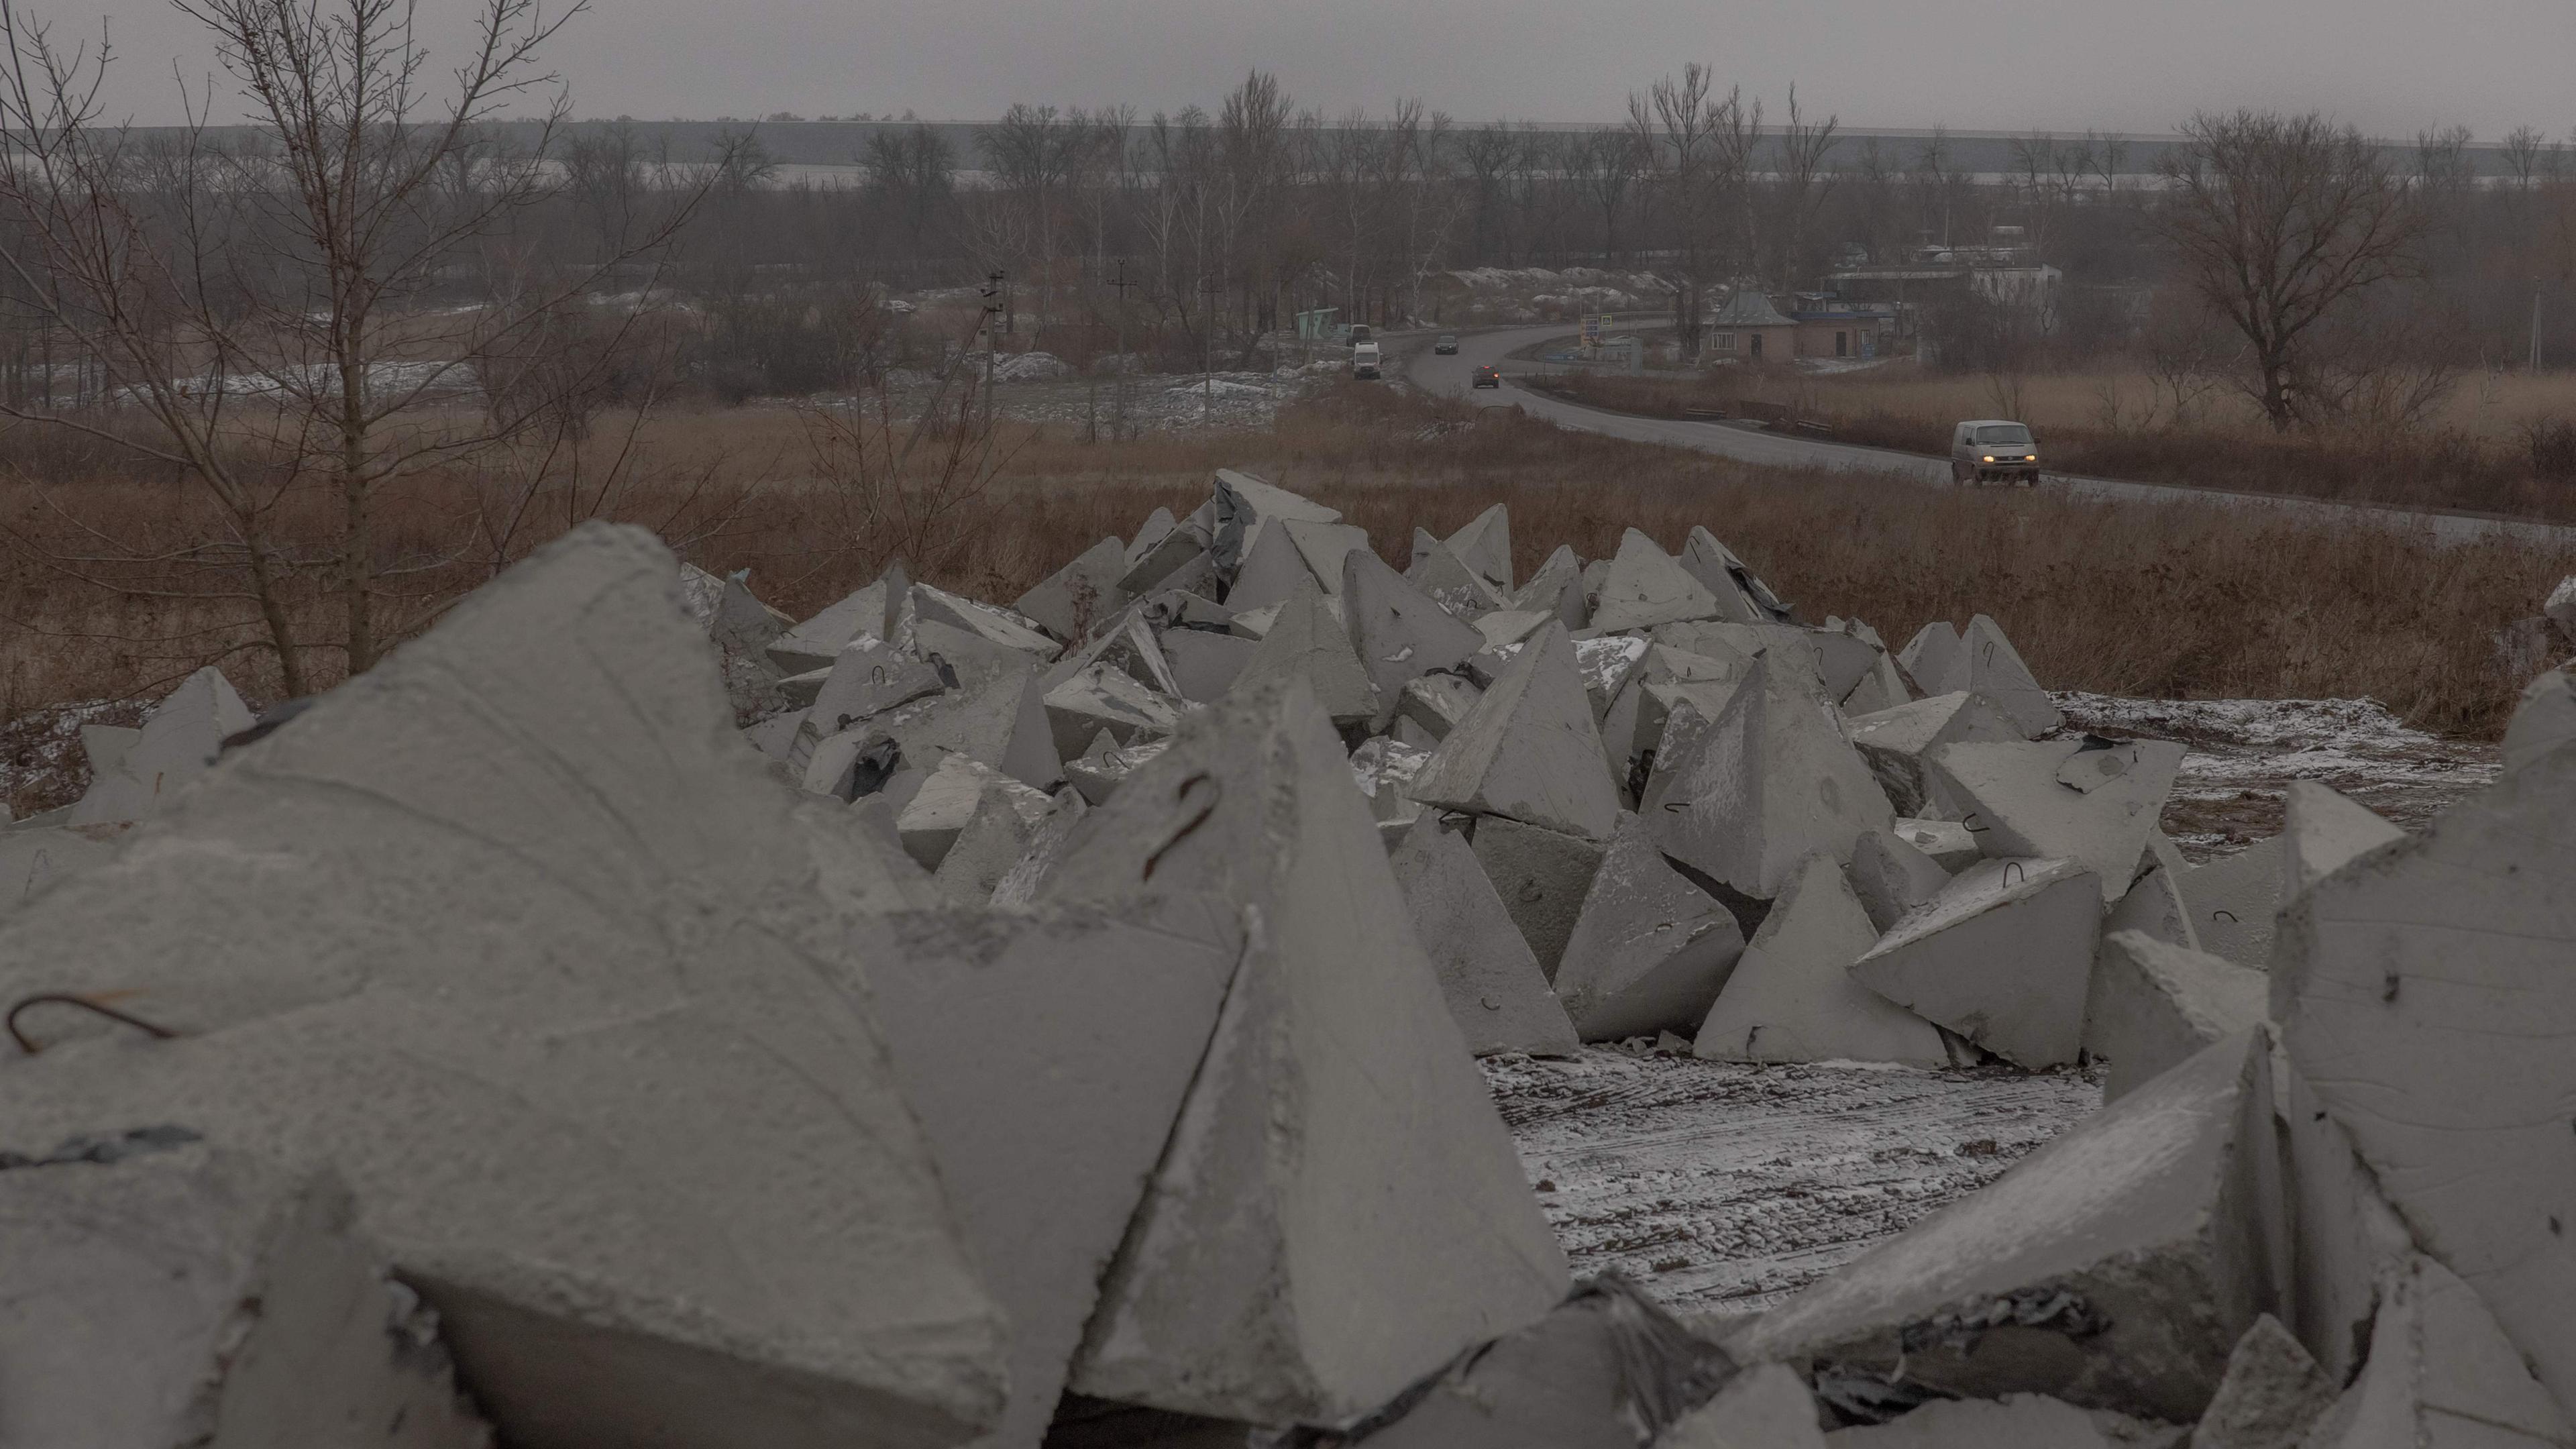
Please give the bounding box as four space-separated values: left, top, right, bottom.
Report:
1650 666 2576 1444
2 664 256 916
10 470 2565 1446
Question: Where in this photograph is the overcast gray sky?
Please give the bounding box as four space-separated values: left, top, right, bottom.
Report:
47 0 2576 140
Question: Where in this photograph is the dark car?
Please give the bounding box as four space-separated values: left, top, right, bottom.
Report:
1472 364 1501 388
1434 334 1459 355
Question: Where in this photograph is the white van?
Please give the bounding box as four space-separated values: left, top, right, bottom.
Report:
1951 419 2041 485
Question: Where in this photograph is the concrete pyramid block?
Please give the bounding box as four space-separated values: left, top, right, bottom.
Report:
768 564 906 674
1225 516 1321 610
909 616 1041 687
1831 619 1911 714
1063 737 1171 806
1845 692 2023 818
1849 857 2102 1069
1553 812 1746 1041
1600 641 1755 784
1407 537 1513 616
1063 608 1185 697
1410 622 1621 840
1473 608 1551 651
710 576 792 655
1697 851 1951 1067
863 902 1241 1449
1038 679 1570 1424
1847 828 1955 934
2269 1054 2414 1387
1925 737 2184 904
2104 862 2199 953
68 667 256 825
2502 665 2576 773
900 752 1053 869
1514 545 1587 630
807 634 950 735
2084 930 2267 1105
2279 782 2402 900
1896 621 1962 696
1160 626 1257 703
1399 672 1486 742
1893 817 1980 871
1959 616 2060 738
1119 518 1214 597
1345 547 1488 714
1642 656 1895 901
1472 816 1611 977
2275 743 2576 1415
928 778 1063 904
2189 1315 2332 1449
1228 575 1379 728
0 525 1008 1449
1659 1362 1827 1449
1590 529 1723 633
1125 506 1177 567
1733 1030 2282 1423
1042 660 1191 761
1210 468 1340 582
1822 1395 2116 1448
1015 535 1129 641
1340 1277 1735 1448
1666 622 1870 703
1389 814 1581 1057
1898 617 2057 735
1444 502 1515 592
1407 524 1440 572
910 582 1061 660
0 1136 492 1449
1680 525 1792 625
2299 1254 2575 1449
851 658 1063 793
987 787 1088 910
1573 634 1651 718
2179 837 2284 969
1283 519 1374 593
1350 736 1434 830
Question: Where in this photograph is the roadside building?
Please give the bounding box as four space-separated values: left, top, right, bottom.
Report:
1707 288 1799 362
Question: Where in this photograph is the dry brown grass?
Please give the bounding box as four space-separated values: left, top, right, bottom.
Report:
1807 364 2576 445
3 383 2566 810
1530 367 2576 521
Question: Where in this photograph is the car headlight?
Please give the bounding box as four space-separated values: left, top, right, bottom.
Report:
1981 455 1994 462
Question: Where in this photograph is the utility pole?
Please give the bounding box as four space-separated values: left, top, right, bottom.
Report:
2533 281 2545 374
981 268 1005 436
1108 260 1138 441
1202 276 1223 425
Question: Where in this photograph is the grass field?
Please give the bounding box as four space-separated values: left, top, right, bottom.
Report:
1531 361 2576 521
3 382 2567 815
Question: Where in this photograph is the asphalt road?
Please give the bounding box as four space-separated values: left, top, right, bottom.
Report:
1405 322 2575 547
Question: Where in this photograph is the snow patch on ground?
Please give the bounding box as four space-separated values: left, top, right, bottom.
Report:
2053 692 2498 857
1485 1047 2101 1324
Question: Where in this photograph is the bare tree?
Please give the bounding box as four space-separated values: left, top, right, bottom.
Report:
1768 89 1840 288
2155 110 2427 431
0 0 721 689
861 121 956 264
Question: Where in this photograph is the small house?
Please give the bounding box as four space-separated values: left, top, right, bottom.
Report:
1707 288 1798 362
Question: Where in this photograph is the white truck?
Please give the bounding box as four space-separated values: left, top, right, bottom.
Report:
1352 339 1383 380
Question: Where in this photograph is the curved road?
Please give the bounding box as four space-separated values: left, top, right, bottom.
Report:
1405 322 2573 547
